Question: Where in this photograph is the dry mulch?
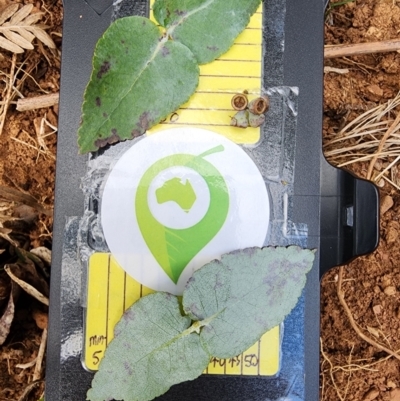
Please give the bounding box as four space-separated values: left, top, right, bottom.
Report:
321 1 400 400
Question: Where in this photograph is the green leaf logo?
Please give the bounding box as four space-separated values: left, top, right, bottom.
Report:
135 145 229 283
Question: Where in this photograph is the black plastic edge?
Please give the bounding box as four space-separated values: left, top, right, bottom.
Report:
48 0 327 400
320 159 380 278
46 2 113 400
85 0 113 15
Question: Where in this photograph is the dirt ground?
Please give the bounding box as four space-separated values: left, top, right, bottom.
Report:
0 0 399 400
0 0 62 400
321 1 400 400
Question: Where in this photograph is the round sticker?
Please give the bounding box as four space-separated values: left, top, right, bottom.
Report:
101 128 270 295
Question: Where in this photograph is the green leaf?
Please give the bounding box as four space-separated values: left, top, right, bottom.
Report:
182 246 315 358
87 292 210 401
78 16 199 153
88 247 314 400
153 0 262 64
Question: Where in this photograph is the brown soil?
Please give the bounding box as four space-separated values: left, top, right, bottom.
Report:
0 0 62 400
321 1 400 400
0 0 399 400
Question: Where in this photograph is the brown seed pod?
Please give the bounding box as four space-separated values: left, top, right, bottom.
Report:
248 96 269 115
231 94 248 111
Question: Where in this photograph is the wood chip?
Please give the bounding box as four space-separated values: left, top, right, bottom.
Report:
381 195 394 215
16 92 59 111
324 66 349 74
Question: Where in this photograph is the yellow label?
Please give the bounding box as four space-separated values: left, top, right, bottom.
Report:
84 253 280 375
148 4 263 144
84 2 280 376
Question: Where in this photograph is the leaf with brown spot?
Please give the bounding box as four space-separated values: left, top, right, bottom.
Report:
78 16 199 153
87 246 314 401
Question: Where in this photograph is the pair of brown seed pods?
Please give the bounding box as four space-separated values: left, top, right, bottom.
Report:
231 93 269 115
230 93 269 128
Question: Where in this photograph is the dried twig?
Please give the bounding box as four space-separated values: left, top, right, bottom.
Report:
33 328 47 381
320 337 346 401
323 92 400 189
337 266 400 362
16 357 37 369
16 380 43 401
0 52 16 136
16 92 59 111
366 111 400 179
325 38 400 59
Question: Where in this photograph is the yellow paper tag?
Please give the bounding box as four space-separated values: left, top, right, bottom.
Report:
84 254 280 376
147 5 263 144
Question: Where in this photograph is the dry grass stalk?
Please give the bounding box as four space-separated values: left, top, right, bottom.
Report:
324 92 400 187
320 337 347 401
34 114 57 161
0 51 16 135
337 266 400 362
16 380 42 401
33 328 47 381
366 111 400 180
0 53 43 141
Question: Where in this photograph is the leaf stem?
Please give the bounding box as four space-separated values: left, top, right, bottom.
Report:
184 310 225 336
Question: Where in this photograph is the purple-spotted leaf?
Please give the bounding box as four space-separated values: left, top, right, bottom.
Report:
88 246 314 401
153 0 262 64
78 16 199 153
87 292 210 401
183 246 315 358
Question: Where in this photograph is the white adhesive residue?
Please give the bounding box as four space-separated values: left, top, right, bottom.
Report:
61 330 83 361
